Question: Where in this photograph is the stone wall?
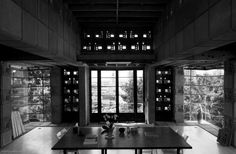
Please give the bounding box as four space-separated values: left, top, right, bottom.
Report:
174 67 184 123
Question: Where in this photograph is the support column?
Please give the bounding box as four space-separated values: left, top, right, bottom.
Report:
50 66 63 124
174 67 184 123
145 65 155 124
79 65 90 126
224 60 236 146
0 62 12 147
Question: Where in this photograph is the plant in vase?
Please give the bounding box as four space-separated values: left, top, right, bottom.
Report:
102 114 118 139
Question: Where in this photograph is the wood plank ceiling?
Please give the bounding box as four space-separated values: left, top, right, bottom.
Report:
63 0 169 26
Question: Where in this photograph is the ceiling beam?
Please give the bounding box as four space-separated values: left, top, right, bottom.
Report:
77 17 158 23
69 5 164 12
65 0 169 5
73 11 162 18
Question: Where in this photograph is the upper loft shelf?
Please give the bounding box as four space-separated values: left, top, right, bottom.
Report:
81 28 153 53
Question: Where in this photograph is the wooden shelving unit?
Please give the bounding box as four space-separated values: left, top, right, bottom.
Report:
62 67 80 122
81 28 152 53
155 67 174 121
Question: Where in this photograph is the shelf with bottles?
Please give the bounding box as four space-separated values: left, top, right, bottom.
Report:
83 32 93 40
155 95 172 103
63 69 79 76
64 104 79 112
63 77 79 86
142 30 152 39
63 87 79 95
156 76 172 85
106 41 116 51
64 96 79 104
155 104 172 112
156 69 172 76
105 30 116 39
63 67 80 114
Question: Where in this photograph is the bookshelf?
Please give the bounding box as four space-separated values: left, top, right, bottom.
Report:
155 67 174 121
62 67 80 122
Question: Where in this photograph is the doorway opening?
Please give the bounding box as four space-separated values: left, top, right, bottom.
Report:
10 64 51 132
183 68 224 130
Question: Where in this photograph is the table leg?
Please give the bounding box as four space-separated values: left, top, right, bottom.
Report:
135 149 137 154
177 148 180 154
139 149 142 154
63 150 67 154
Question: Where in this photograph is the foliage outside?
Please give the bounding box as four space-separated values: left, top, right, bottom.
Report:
11 66 51 123
184 69 224 128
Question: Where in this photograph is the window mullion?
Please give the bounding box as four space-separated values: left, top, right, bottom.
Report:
98 70 101 114
134 70 137 114
116 70 119 114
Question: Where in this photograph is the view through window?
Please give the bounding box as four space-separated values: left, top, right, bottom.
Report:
11 65 51 123
91 69 144 120
184 69 224 128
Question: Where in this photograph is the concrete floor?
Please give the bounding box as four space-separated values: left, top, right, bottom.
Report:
0 125 235 154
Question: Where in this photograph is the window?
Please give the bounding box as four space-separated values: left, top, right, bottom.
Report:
183 69 224 128
91 71 98 113
11 65 51 122
90 69 144 122
137 70 144 113
101 71 116 113
119 70 134 113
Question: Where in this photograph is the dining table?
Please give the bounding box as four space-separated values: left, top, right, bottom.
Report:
51 126 192 154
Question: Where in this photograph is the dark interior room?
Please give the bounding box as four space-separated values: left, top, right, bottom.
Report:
0 0 236 154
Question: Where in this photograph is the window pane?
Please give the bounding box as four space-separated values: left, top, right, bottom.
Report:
119 70 134 113
101 71 116 113
91 70 98 113
119 70 133 77
101 96 116 113
91 78 97 87
101 71 116 77
137 70 143 113
91 70 97 77
119 78 133 86
101 78 116 86
137 70 143 77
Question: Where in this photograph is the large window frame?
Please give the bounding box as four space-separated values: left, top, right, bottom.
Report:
90 68 145 122
183 69 224 128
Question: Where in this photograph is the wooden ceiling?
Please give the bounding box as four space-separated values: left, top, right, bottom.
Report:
63 0 169 26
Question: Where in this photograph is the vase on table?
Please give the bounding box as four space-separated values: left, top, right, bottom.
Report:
105 126 115 139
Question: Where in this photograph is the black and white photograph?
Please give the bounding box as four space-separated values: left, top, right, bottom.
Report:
0 0 236 154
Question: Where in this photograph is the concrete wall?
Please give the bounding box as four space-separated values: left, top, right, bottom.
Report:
50 66 63 124
0 62 12 147
224 61 236 146
145 65 155 124
174 67 184 123
154 0 236 64
0 0 80 64
79 65 90 126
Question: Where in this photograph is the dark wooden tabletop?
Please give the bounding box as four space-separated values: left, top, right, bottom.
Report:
52 126 192 151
